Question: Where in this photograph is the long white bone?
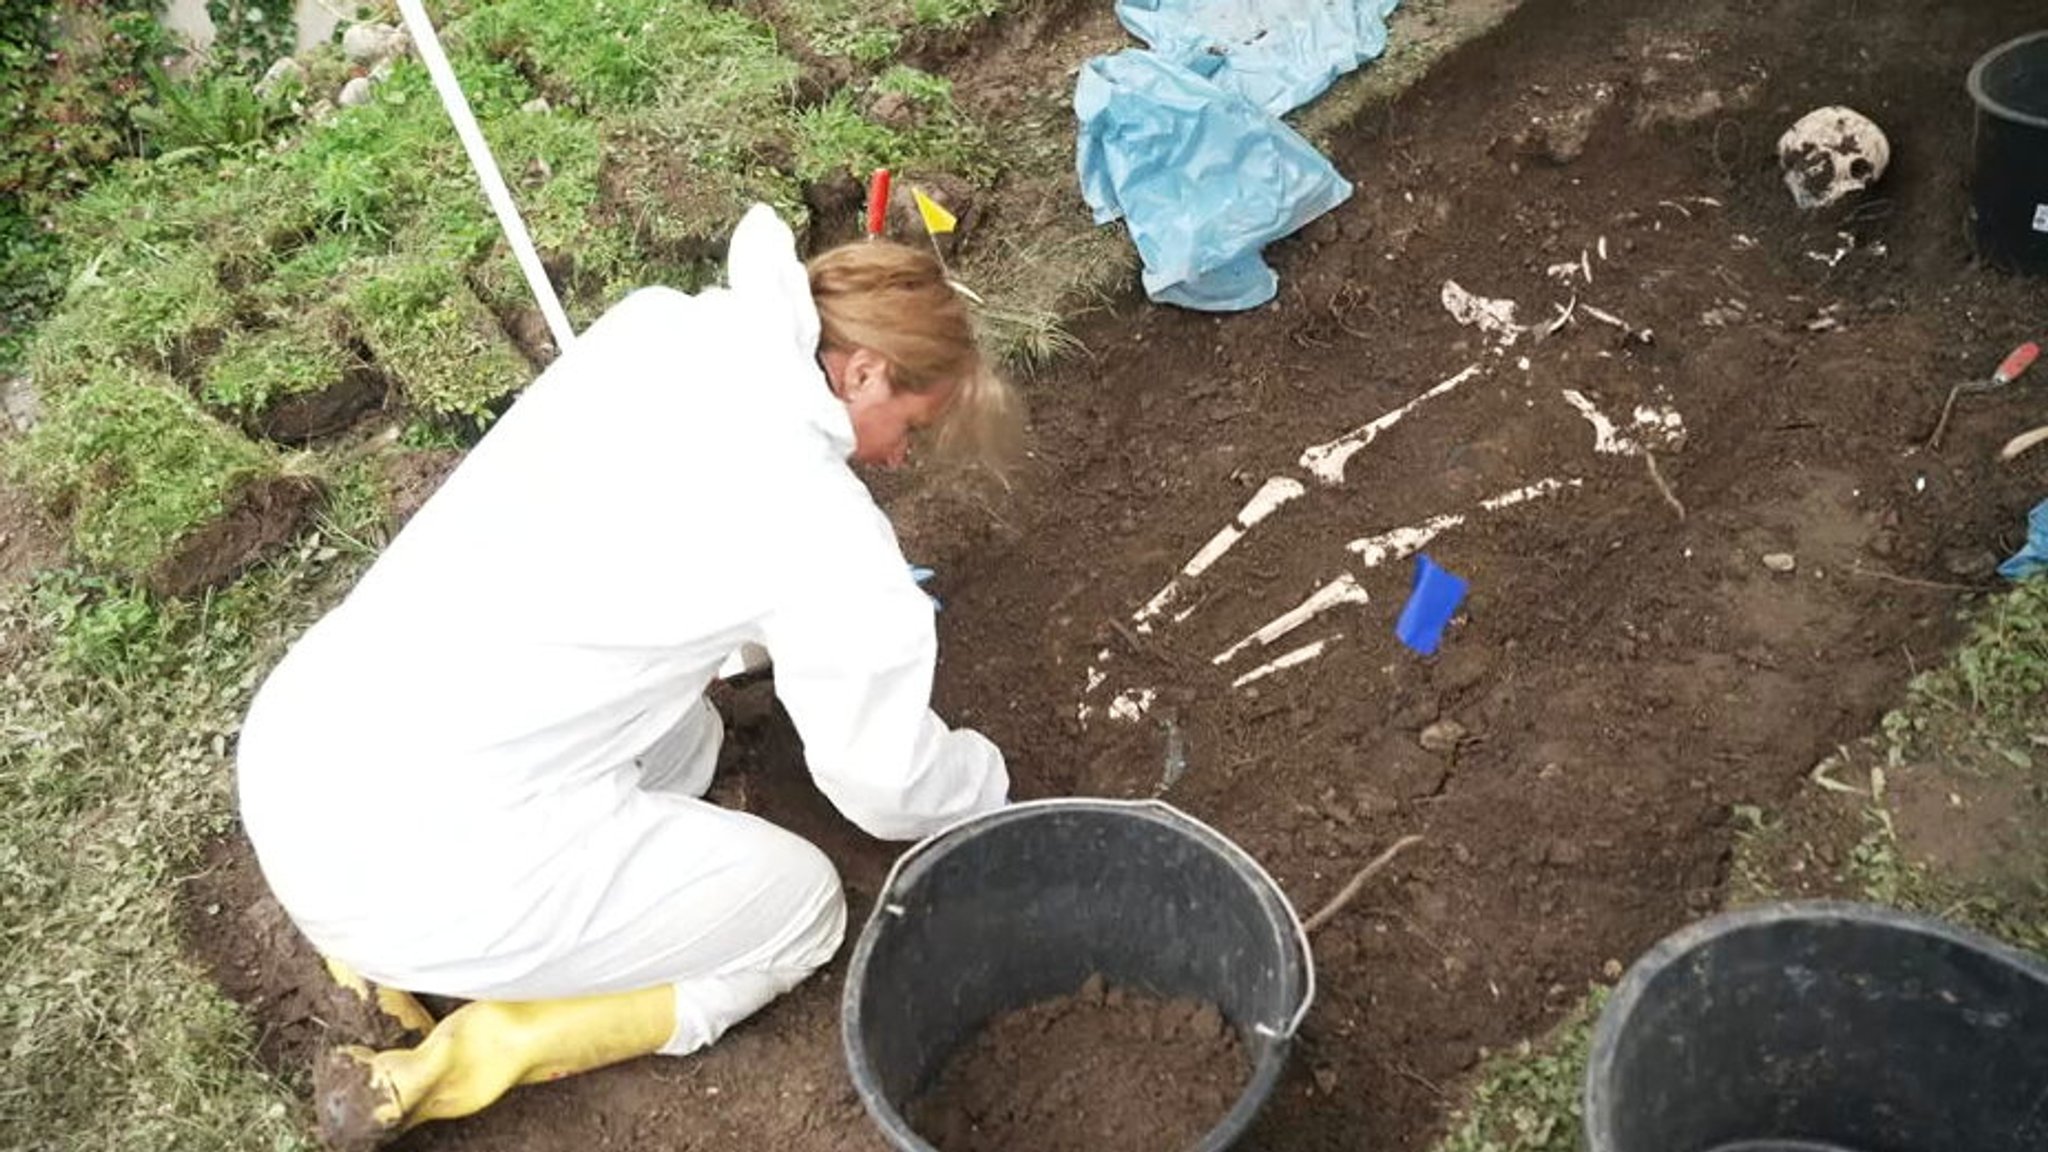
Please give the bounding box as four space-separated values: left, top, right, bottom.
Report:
1212 574 1369 666
1232 633 1343 690
1299 365 1482 485
1133 476 1306 629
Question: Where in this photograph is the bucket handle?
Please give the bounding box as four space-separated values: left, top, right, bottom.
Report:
866 797 1319 1042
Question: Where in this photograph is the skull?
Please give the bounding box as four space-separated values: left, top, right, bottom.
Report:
1777 106 1890 210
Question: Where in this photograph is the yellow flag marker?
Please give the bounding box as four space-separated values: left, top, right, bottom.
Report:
912 188 957 235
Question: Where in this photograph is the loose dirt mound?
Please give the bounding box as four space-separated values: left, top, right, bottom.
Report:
909 976 1248 1152
184 1 2048 1151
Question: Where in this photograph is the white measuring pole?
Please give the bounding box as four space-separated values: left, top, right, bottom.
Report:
392 0 577 351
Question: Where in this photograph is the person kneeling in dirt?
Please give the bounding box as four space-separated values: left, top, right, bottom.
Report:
235 205 1017 1150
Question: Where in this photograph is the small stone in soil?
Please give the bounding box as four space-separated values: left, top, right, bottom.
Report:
1419 719 1467 753
1761 552 1797 572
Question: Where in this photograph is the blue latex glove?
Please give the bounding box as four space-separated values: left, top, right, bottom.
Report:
909 564 941 611
2000 500 2048 581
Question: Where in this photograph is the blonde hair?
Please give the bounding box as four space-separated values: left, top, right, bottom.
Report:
807 240 1023 471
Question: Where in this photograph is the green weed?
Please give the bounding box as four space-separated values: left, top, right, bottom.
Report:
799 71 993 185
252 234 373 317
976 302 1085 372
874 64 954 106
1836 799 2048 955
1844 806 1914 905
793 84 995 186
1435 990 1608 1152
131 65 296 162
777 0 909 64
910 0 1001 30
29 570 175 682
795 91 904 182
1949 578 2048 718
814 20 904 65
314 455 399 553
0 2 173 366
0 3 166 210
399 418 472 451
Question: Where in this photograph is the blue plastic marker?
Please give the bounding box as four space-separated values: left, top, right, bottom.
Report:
1395 554 1467 656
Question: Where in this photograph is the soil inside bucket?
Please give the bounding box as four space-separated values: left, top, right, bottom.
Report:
907 975 1250 1152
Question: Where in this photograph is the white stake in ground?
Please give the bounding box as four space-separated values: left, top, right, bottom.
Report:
394 0 575 351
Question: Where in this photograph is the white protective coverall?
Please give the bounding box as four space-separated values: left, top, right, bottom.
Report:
236 205 1009 1055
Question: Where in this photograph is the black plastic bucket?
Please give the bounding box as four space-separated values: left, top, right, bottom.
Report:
1585 901 2048 1152
1968 30 2048 274
840 799 1313 1152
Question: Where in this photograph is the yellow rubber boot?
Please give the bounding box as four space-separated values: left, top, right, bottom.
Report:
315 985 677 1152
323 956 437 1036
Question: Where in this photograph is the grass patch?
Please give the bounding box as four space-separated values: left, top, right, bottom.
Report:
467 0 794 114
202 317 353 420
794 78 994 185
35 242 235 385
346 257 532 425
250 234 372 318
9 366 283 582
0 551 365 1151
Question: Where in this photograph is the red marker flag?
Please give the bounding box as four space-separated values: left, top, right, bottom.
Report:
865 168 892 240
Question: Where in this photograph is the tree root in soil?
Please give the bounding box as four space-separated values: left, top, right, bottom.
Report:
1643 451 1685 521
1303 835 1427 934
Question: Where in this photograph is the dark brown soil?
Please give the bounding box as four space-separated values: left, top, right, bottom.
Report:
147 473 323 598
254 364 388 445
181 1 2048 1151
0 433 69 664
378 448 464 530
0 459 65 593
908 976 1249 1152
183 838 426 1075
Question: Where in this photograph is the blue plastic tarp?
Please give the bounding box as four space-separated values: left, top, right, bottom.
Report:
1075 50 1352 312
1117 0 1400 117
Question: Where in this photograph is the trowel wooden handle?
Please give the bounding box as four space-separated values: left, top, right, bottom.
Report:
2000 422 2048 462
